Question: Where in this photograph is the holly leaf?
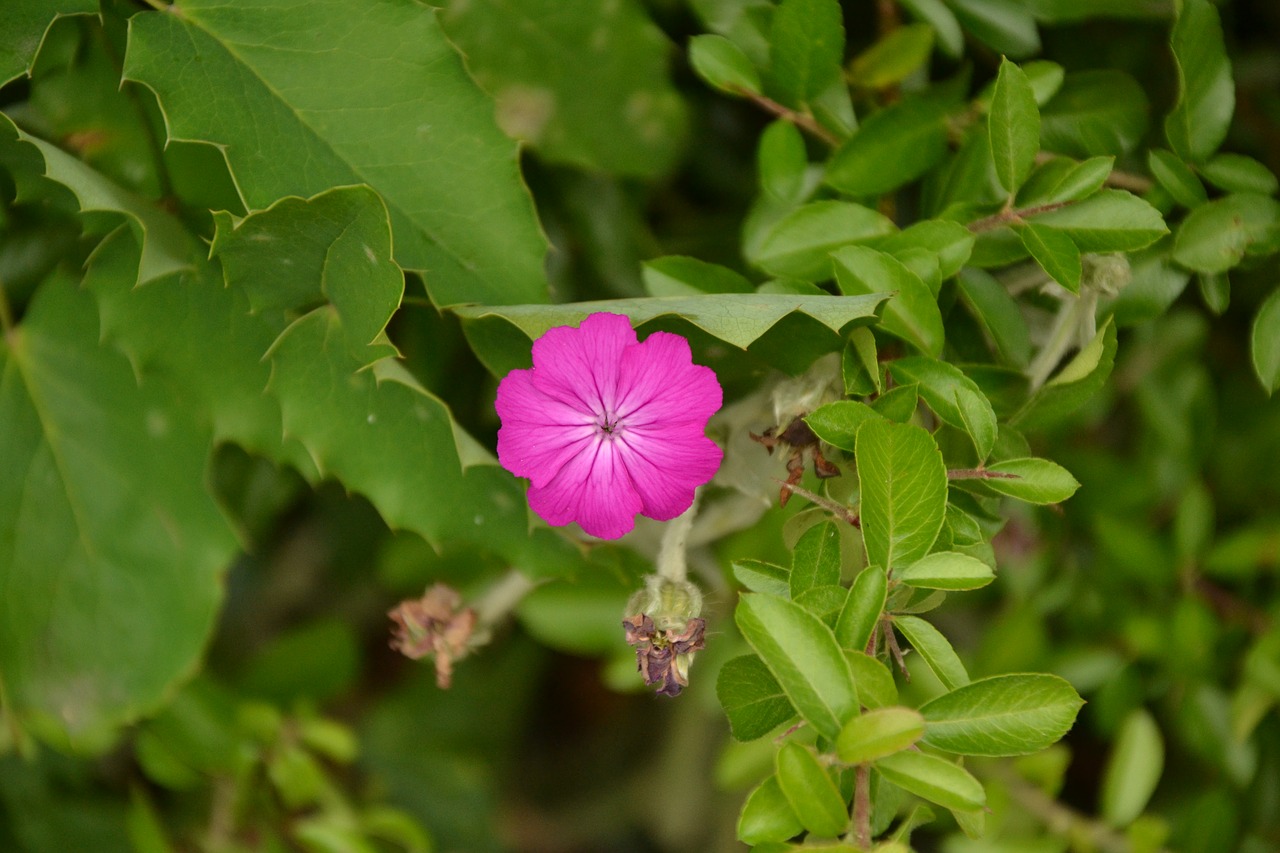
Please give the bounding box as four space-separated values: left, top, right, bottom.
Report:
0 0 96 86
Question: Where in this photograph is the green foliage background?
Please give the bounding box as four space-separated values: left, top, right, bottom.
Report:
1 0 1279 851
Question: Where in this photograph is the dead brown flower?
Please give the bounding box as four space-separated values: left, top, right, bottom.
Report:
388 583 477 689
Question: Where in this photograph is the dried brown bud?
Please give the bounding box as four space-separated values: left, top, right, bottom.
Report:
388 584 477 689
623 614 706 697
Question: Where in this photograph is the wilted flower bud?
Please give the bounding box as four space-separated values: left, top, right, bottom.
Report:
388 584 477 689
623 575 707 697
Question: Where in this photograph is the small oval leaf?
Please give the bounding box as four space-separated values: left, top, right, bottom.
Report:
837 707 926 765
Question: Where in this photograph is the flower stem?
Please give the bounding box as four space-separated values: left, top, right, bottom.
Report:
471 569 538 627
656 494 700 583
1027 294 1084 391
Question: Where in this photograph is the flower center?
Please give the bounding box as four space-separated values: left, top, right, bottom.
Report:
597 414 622 437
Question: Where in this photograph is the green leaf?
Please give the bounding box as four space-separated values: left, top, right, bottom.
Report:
870 383 920 423
875 751 985 813
1014 317 1117 428
1198 271 1231 315
980 458 1081 504
869 220 975 281
893 615 969 690
897 552 995 591
1147 149 1208 210
123 0 547 307
947 0 1039 58
733 559 792 596
1200 153 1280 196
791 521 842 598
776 742 849 838
736 593 860 741
0 114 195 286
856 420 948 570
1172 194 1280 274
211 187 402 366
717 655 796 741
1032 190 1168 253
826 96 953 197
1044 156 1116 203
920 673 1084 756
990 58 1041 196
768 0 845 109
642 256 753 297
690 33 762 96
888 357 998 459
805 401 884 452
836 567 888 653
1101 709 1164 827
0 275 235 748
1040 70 1149 158
0 0 96 86
900 0 963 57
837 707 926 765
796 585 852 627
441 0 687 177
847 651 899 709
453 293 888 377
833 246 944 357
738 775 805 844
750 201 896 280
848 24 934 89
1165 0 1234 164
957 268 1032 367
843 327 882 395
758 120 810 203
1018 222 1082 293
1251 287 1280 396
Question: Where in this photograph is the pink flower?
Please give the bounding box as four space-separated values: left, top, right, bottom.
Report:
496 313 723 540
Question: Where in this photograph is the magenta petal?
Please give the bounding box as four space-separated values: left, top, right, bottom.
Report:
527 440 644 539
614 331 723 428
529 313 636 414
495 369 597 488
617 427 724 520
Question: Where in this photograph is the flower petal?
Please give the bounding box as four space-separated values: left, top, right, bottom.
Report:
530 313 636 415
526 438 644 539
614 331 723 428
495 369 598 487
617 425 724 520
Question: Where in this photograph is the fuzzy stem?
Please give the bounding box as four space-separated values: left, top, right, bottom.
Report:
656 494 700 583
1027 295 1083 391
471 569 538 627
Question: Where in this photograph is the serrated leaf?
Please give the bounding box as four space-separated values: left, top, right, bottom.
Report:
856 420 948 571
0 275 236 748
791 521 842 598
1013 317 1117 428
738 775 805 844
1251 287 1280 396
1165 0 1234 164
805 401 884 452
690 34 762 96
777 742 849 838
750 200 897 280
768 0 845 109
875 751 985 813
0 114 195 286
837 707 926 765
1101 708 1164 827
717 655 796 741
0 0 96 86
889 357 997 459
834 245 944 357
848 24 934 89
990 58 1040 195
736 593 860 741
836 566 888 654
123 0 546 307
920 673 1084 756
1173 194 1280 275
1019 222 1081 293
826 96 953 197
981 458 1081 504
897 552 994 591
893 615 969 690
1200 154 1280 196
452 293 888 377
1147 149 1208 210
441 0 686 177
957 268 1031 367
1032 190 1167 252
1040 70 1149 158
211 187 402 367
